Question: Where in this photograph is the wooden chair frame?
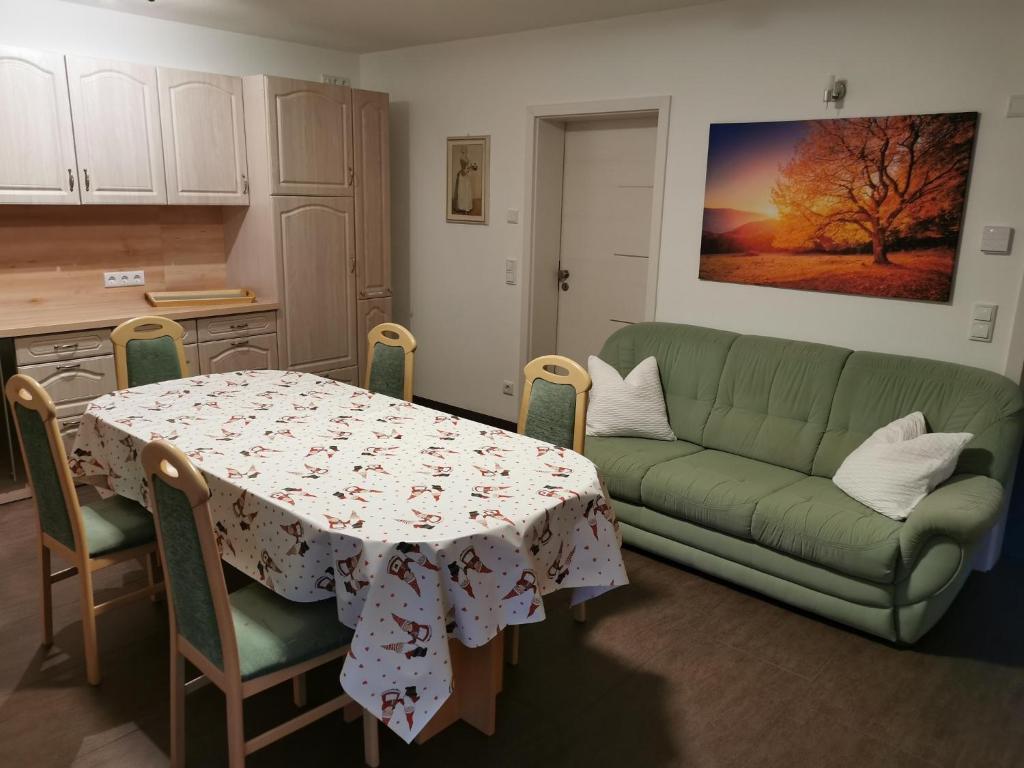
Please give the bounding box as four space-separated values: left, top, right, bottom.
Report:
111 315 189 389
511 355 593 665
142 441 379 768
4 374 162 686
364 322 417 402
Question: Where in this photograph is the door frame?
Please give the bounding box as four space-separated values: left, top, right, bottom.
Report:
519 95 671 374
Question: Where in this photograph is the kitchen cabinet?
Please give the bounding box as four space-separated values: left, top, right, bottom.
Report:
273 196 358 373
157 67 249 205
198 333 279 374
0 45 79 204
266 77 354 197
353 89 391 299
65 55 167 204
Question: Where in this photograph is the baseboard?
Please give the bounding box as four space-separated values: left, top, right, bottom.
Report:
413 396 516 432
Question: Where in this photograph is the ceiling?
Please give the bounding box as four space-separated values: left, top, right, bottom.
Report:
62 0 712 53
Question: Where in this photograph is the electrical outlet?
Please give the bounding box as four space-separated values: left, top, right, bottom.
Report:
321 74 350 87
502 380 515 396
103 270 145 288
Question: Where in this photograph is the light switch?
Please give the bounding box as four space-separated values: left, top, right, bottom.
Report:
506 209 520 224
972 303 997 322
981 226 1014 254
970 321 993 342
505 258 518 285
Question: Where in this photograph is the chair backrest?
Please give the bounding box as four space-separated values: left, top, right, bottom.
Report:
364 322 416 401
111 315 188 390
142 440 239 678
4 374 86 553
517 355 592 453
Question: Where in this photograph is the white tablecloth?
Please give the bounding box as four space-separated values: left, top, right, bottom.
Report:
72 370 627 740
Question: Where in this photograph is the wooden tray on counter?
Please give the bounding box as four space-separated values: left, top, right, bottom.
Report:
145 289 256 307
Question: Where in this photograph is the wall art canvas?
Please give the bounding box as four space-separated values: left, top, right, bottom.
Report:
446 135 489 224
699 112 978 301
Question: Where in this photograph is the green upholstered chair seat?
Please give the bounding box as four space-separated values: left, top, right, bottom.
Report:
752 477 903 583
584 436 703 504
81 494 156 557
640 450 804 539
126 335 184 388
368 342 406 399
230 583 354 681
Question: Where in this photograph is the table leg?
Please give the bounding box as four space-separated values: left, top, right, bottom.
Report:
416 630 504 743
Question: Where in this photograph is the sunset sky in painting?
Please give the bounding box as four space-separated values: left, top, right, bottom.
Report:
704 120 809 216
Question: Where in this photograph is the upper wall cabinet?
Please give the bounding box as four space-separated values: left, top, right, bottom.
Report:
66 56 167 204
158 68 249 205
0 46 80 204
266 77 354 197
353 89 391 299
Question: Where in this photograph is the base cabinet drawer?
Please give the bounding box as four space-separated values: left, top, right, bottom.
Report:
179 319 198 345
308 365 359 386
18 356 117 417
16 330 113 365
199 333 278 374
198 312 276 342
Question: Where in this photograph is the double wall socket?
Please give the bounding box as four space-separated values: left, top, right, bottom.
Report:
104 270 145 288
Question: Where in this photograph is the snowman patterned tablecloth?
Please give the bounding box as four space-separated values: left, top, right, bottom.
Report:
71 370 627 741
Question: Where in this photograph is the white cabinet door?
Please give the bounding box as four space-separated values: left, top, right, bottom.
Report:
266 77 353 197
158 68 249 205
0 46 79 204
274 196 358 372
66 56 166 204
353 89 391 299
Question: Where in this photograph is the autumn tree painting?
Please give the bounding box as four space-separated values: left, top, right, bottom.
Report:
699 112 977 301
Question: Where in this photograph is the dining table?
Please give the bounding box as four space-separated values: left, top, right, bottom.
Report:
70 369 628 742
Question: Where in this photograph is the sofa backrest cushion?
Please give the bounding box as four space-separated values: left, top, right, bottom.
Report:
702 336 852 473
598 322 738 444
813 351 1024 484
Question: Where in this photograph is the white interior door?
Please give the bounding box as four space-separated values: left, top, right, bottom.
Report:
554 115 658 367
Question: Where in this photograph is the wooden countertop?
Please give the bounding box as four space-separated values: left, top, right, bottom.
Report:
0 298 280 338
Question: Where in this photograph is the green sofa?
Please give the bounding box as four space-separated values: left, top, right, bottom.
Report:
585 322 1024 643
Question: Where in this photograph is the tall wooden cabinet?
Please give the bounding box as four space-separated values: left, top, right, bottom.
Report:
0 45 79 204
65 56 167 204
227 76 391 385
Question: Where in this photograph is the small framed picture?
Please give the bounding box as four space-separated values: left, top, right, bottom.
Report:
446 135 489 224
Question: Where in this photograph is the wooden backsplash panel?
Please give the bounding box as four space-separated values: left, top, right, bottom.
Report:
0 206 228 311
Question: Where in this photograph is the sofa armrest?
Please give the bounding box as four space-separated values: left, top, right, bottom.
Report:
898 474 1004 569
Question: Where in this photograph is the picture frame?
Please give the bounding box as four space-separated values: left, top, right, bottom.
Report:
446 135 489 224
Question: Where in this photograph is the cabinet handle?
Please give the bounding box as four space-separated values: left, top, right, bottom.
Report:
53 343 79 353
68 169 75 192
55 363 81 370
241 175 249 194
347 166 354 186
64 420 81 430
349 256 356 274
230 323 250 330
230 340 248 347
83 169 91 191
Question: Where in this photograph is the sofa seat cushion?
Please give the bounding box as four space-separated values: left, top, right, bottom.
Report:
752 477 903 583
640 450 804 538
585 437 703 504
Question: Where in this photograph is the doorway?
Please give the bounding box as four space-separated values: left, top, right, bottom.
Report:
522 97 670 371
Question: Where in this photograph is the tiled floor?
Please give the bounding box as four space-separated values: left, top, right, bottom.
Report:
1 489 1023 767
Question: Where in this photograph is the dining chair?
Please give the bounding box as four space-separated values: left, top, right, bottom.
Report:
364 322 416 401
111 315 189 389
4 374 162 685
512 354 593 663
141 440 380 768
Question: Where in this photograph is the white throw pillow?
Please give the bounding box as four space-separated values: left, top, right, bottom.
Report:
586 356 676 441
832 412 973 521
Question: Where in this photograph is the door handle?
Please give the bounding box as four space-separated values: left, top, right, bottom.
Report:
558 268 570 292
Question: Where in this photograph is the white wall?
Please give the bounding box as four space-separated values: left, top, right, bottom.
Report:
360 0 1024 421
0 0 359 82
